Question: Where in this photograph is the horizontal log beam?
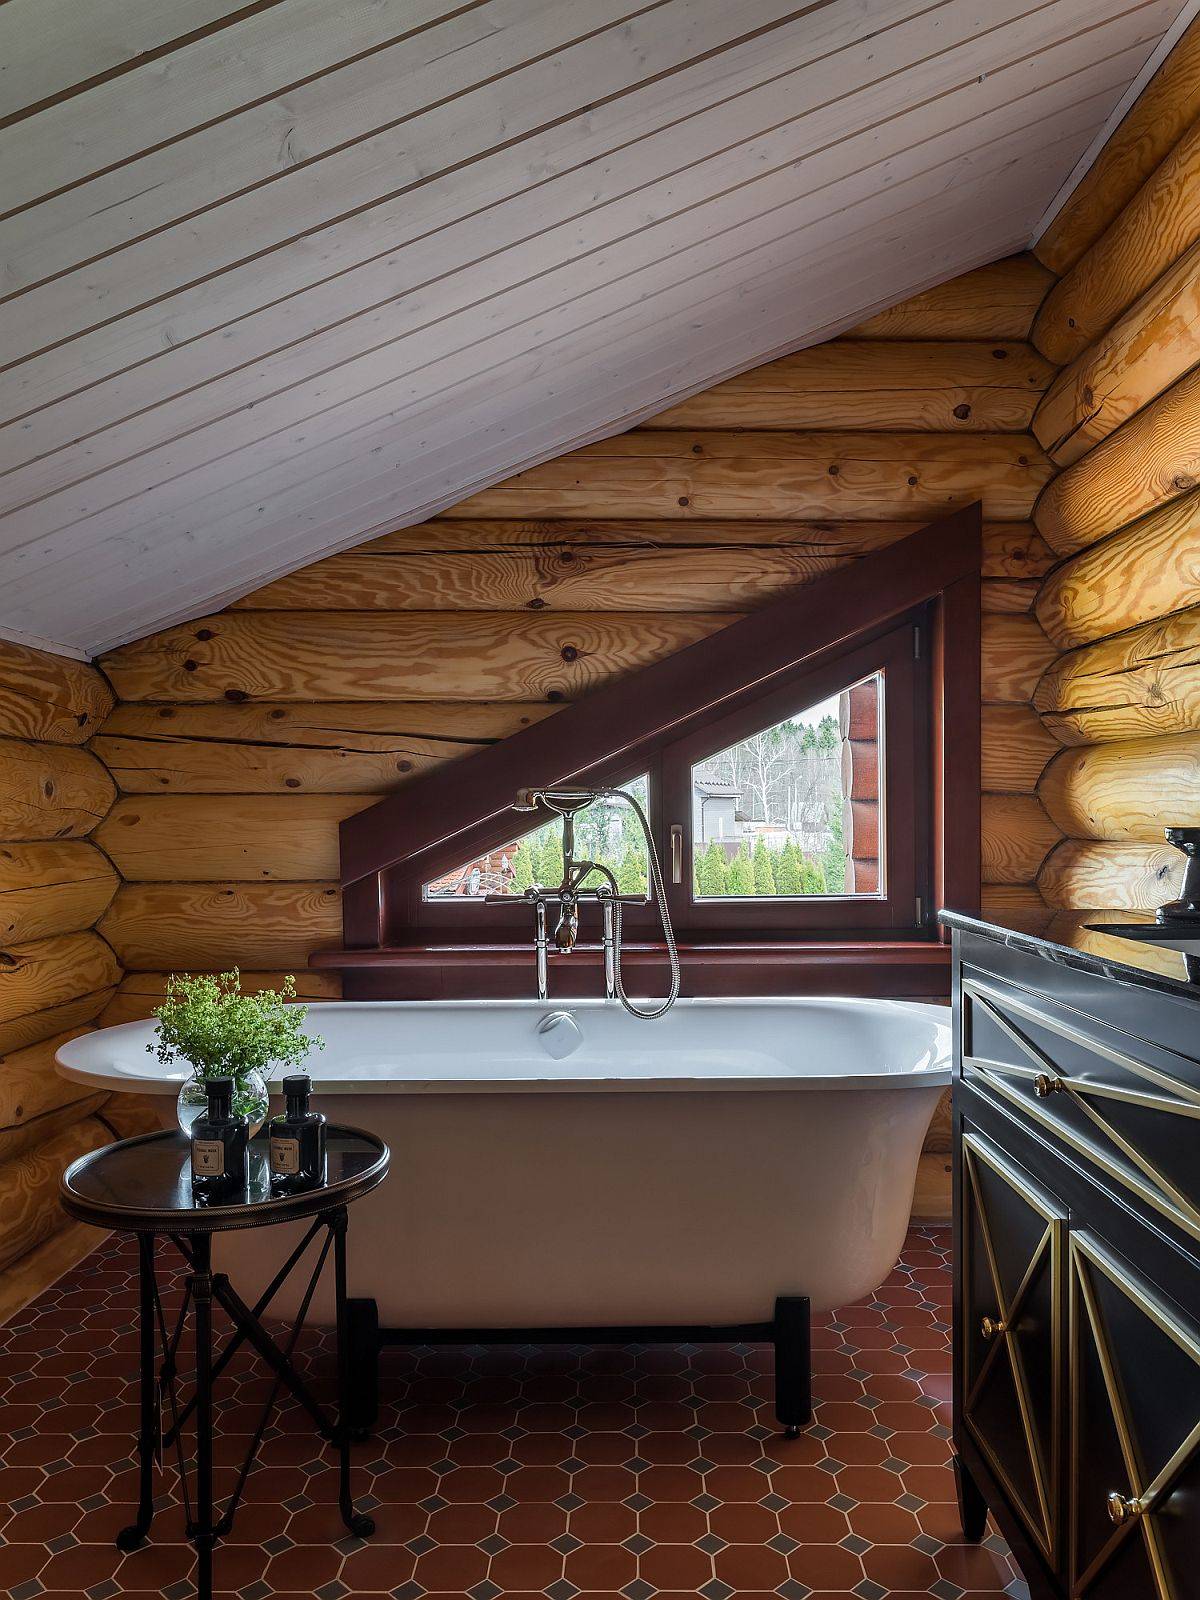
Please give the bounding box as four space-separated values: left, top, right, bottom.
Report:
237 546 1048 620
394 518 1052 578
95 795 373 881
647 341 1053 431
0 640 113 745
92 701 553 795
1035 490 1200 649
0 1116 110 1275
98 883 341 970
846 254 1054 339
1037 840 1182 911
0 739 116 840
980 615 1058 704
453 431 1051 522
0 932 121 1027
980 794 1061 884
1035 17 1200 273
236 536 902 614
980 884 1046 916
1038 731 1200 840
1034 236 1200 466
1033 114 1200 365
981 704 1060 792
100 612 731 705
0 1219 103 1328
1034 606 1200 744
99 969 342 1028
981 579 1037 615
0 989 116 1059
1034 364 1200 555
0 1028 106 1167
0 841 118 942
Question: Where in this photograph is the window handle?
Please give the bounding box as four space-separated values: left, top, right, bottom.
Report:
670 825 683 884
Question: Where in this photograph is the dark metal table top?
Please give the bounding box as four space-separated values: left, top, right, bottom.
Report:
60 1125 389 1234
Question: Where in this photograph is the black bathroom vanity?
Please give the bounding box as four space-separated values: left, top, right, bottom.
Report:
943 909 1200 1600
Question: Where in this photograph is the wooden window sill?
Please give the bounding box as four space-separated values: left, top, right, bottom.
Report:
311 940 951 1000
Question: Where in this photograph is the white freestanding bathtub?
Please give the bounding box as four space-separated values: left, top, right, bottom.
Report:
57 998 949 1331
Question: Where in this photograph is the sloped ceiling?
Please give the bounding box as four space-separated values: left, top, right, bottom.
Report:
0 0 1193 658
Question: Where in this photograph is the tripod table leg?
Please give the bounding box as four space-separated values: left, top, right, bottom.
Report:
192 1235 216 1600
117 1233 158 1553
333 1208 376 1538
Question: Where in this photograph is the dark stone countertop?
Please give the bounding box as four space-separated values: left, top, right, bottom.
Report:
939 907 1200 1007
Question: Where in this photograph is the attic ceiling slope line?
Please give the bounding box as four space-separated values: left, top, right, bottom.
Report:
0 0 1187 655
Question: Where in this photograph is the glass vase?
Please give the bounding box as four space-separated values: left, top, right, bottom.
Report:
176 1067 269 1136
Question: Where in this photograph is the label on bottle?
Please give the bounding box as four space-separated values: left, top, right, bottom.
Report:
270 1135 300 1176
192 1138 224 1177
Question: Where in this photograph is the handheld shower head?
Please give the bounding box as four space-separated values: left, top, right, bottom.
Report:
512 786 600 815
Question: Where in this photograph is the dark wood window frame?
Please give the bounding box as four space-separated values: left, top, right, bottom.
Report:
314 504 981 999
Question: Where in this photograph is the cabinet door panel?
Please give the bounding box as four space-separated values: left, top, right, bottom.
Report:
1071 1233 1200 1600
963 974 1200 1251
961 1131 1065 1566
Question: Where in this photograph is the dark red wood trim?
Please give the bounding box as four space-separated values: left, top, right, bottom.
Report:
310 942 951 1002
932 571 982 937
338 505 983 887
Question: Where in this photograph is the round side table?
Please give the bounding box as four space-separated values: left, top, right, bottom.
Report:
60 1125 389 1600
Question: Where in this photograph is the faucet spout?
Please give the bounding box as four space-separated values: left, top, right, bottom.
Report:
553 894 579 952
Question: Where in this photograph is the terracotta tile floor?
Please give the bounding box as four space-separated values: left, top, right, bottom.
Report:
0 1225 1026 1600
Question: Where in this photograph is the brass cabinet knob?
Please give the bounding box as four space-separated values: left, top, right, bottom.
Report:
1106 1492 1144 1526
1033 1074 1063 1098
980 1315 1007 1339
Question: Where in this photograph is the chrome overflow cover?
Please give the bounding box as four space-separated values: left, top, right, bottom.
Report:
536 1010 583 1060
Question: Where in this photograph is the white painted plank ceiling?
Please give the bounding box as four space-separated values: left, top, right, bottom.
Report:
0 0 1191 657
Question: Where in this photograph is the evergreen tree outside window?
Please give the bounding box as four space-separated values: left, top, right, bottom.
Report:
688 676 880 901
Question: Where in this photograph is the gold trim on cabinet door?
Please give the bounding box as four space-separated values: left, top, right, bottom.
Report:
1069 1233 1200 1600
963 980 1200 1246
962 1131 1064 1564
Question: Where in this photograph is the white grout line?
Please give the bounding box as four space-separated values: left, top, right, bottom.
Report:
1029 0 1200 248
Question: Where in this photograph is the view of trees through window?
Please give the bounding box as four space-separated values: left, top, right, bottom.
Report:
423 776 650 900
691 675 880 898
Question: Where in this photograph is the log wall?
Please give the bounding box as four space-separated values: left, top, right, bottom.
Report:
0 640 150 1321
87 254 1065 1228
1030 23 1200 919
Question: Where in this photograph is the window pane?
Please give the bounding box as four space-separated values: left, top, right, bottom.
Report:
691 675 882 899
423 775 651 900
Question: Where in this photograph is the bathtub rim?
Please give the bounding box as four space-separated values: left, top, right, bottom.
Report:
56 996 950 1099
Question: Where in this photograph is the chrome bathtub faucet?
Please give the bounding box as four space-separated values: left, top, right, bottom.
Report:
487 785 680 1017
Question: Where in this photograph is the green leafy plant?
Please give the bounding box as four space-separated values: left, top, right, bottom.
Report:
150 971 323 1083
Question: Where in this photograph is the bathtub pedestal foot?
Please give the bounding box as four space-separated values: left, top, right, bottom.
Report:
773 1295 812 1436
